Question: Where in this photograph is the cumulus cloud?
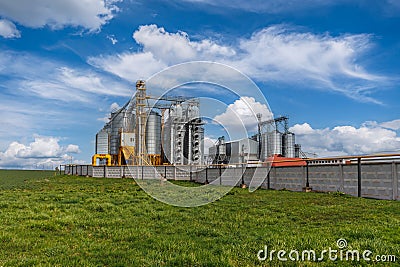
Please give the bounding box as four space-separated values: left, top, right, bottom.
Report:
133 25 235 64
213 96 273 134
0 136 81 168
290 121 400 157
0 19 20 38
88 24 386 103
65 144 81 154
89 52 168 81
380 119 400 131
0 0 120 32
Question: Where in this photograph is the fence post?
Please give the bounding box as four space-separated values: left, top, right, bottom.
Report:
164 165 167 180
205 167 209 184
241 164 245 187
306 162 310 188
357 158 362 197
104 165 106 178
339 163 344 192
392 162 398 200
267 170 270 190
190 165 192 182
141 165 144 180
174 166 177 180
219 165 222 185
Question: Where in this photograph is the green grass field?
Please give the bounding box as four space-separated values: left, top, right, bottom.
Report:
0 169 399 266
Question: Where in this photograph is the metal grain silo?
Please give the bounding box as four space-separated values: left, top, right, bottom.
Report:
110 110 124 155
145 111 162 155
96 129 109 155
283 133 295 158
267 131 282 156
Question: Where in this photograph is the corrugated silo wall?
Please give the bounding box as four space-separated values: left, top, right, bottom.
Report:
65 162 400 201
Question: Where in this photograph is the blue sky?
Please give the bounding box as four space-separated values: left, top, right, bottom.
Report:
0 0 399 168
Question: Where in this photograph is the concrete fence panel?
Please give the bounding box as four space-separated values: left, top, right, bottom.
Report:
361 163 393 200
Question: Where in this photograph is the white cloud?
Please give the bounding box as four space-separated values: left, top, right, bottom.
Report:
107 35 118 45
0 0 120 32
110 102 121 111
0 136 81 168
65 144 81 153
235 26 380 82
0 51 132 103
0 19 20 38
89 52 168 81
133 25 235 64
88 24 386 103
179 0 400 14
20 66 132 103
380 119 400 130
290 121 400 157
213 96 273 133
179 0 339 13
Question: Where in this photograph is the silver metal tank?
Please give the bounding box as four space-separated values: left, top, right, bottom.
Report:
267 131 283 156
295 144 301 158
283 133 295 158
110 110 124 155
146 111 162 155
261 133 268 160
96 129 109 154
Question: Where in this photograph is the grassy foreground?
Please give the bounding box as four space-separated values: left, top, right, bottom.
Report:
0 170 399 266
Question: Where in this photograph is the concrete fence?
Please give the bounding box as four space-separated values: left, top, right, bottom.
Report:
64 161 400 201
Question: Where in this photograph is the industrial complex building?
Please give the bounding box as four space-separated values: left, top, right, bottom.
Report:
93 80 303 166
208 116 303 165
93 80 205 166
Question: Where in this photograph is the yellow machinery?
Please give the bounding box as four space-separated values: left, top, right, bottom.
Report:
92 154 112 166
118 146 136 166
148 154 162 166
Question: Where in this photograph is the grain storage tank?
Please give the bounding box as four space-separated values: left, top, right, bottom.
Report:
267 131 283 156
145 111 162 155
110 110 125 156
283 133 295 158
96 129 109 155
